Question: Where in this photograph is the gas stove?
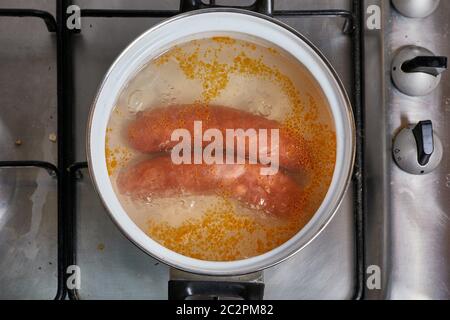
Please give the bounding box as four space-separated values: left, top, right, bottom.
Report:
0 0 448 300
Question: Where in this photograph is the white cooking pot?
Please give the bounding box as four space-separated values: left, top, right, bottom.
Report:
87 9 355 276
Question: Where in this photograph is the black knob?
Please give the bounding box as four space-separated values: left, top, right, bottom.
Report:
402 56 448 77
412 120 435 166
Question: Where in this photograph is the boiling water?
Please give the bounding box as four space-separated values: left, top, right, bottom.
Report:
106 35 336 261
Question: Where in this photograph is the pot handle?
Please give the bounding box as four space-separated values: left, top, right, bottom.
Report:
168 280 265 300
180 0 274 16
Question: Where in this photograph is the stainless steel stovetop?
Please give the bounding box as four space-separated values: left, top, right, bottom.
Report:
0 0 448 300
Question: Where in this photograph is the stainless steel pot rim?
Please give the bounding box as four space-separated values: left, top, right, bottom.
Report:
87 8 356 276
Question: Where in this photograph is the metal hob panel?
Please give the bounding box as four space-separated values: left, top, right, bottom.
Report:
0 0 363 300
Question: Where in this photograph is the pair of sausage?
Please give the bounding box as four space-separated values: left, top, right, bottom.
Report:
117 104 308 217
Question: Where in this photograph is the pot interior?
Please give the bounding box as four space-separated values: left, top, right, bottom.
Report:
106 32 336 261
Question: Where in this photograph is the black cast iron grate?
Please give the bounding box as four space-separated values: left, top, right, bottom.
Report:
0 0 365 300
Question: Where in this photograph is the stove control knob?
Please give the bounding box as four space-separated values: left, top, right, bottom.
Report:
393 120 443 175
392 0 440 18
392 46 447 96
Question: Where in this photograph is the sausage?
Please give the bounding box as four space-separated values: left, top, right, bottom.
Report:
127 104 310 171
117 156 304 218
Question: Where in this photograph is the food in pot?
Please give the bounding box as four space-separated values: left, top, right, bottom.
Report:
127 104 310 172
105 36 336 261
117 156 304 218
